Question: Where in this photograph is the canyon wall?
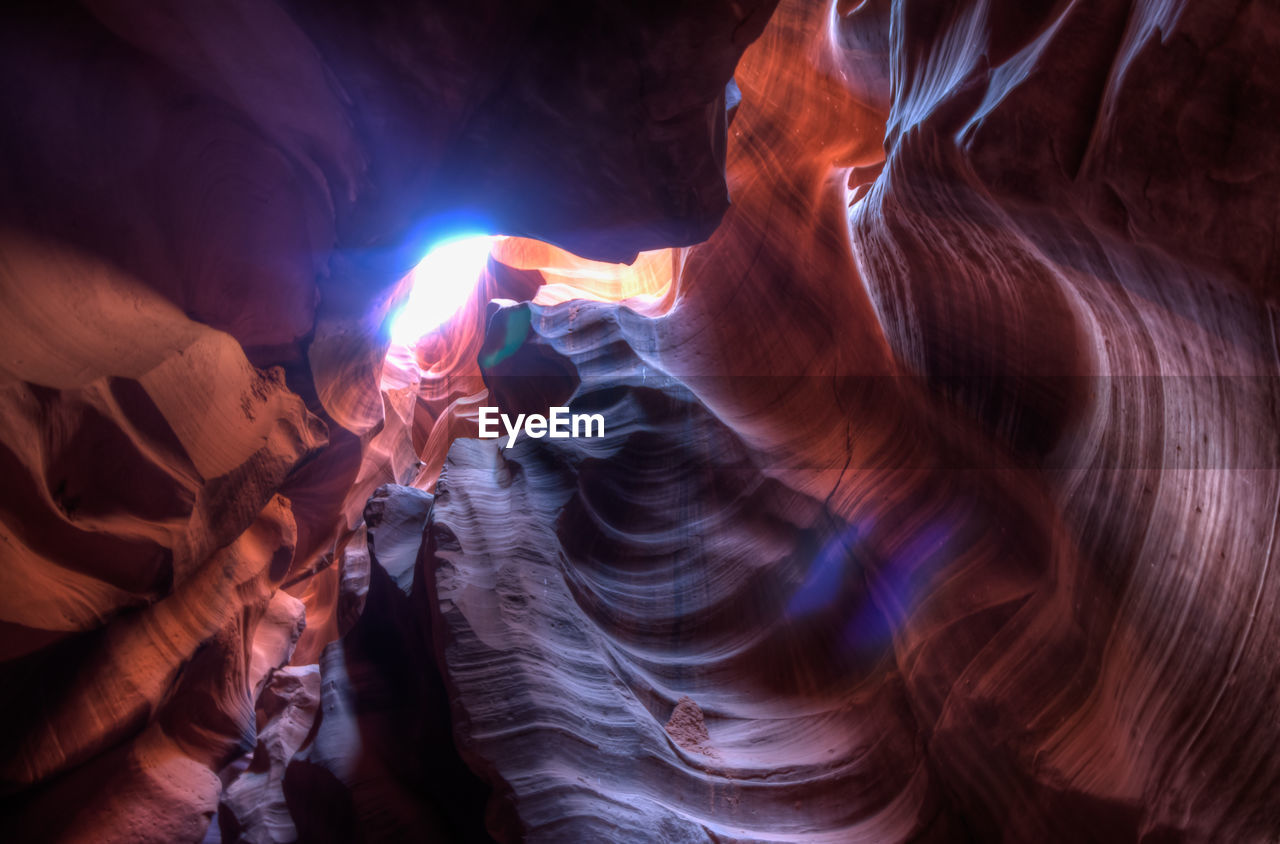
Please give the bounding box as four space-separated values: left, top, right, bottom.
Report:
1 0 1278 842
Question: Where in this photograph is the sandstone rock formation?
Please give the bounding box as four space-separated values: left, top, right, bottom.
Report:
2 0 1278 841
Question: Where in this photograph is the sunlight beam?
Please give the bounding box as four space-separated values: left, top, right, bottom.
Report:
388 234 495 345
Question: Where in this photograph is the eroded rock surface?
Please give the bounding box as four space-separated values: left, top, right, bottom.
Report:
3 0 1279 841
422 0 1280 840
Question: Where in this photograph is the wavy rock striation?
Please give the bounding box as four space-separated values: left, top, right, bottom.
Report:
2 0 1279 841
422 0 1280 841
429 302 959 842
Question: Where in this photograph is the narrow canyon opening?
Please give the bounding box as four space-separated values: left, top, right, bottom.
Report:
380 235 679 492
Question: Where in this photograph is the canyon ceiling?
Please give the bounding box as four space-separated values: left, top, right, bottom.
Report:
1 0 1279 842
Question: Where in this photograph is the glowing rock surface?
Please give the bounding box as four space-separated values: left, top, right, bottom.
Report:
1 0 1278 841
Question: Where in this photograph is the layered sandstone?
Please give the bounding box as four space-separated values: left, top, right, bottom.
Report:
2 0 1278 842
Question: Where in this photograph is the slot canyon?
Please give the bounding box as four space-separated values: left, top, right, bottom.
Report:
1 0 1279 841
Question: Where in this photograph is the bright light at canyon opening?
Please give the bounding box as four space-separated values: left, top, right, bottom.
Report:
389 234 496 344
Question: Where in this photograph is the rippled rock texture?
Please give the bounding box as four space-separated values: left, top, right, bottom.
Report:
3 0 1280 841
